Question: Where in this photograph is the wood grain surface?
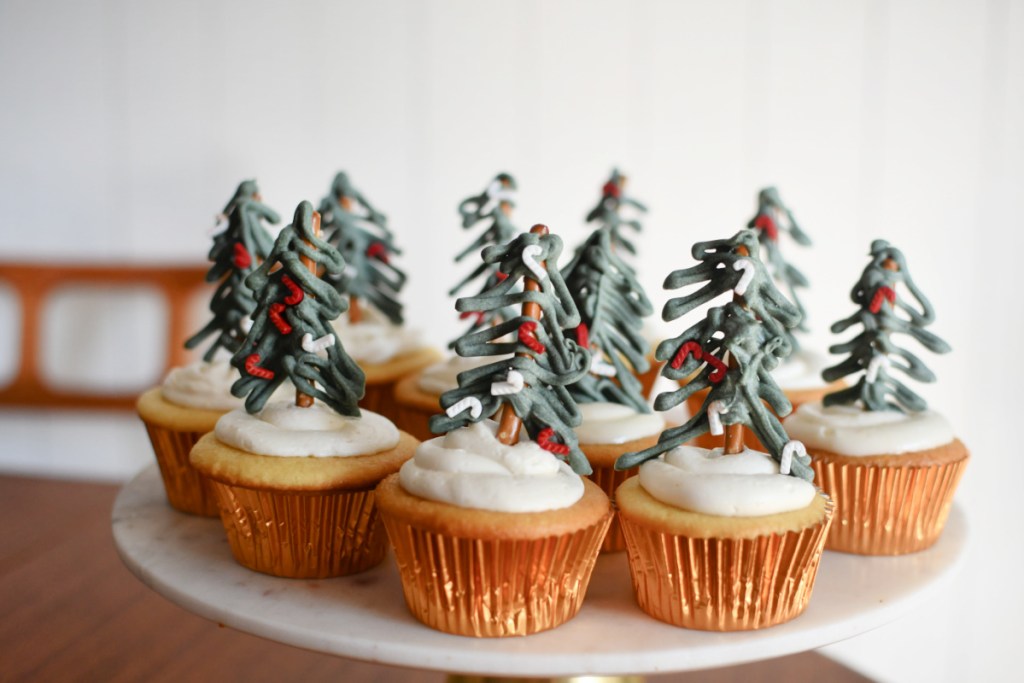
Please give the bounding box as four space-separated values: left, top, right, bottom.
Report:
0 475 872 682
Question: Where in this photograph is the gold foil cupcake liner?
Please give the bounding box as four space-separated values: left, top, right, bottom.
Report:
812 455 967 555
142 422 219 517
619 501 833 631
210 482 386 579
381 513 611 637
361 380 402 424
588 463 637 553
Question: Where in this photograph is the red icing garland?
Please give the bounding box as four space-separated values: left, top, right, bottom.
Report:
281 275 304 305
460 310 485 324
494 271 509 282
268 302 291 334
575 322 589 349
670 341 703 369
602 180 621 199
366 241 389 264
518 321 546 354
754 214 778 241
869 286 896 314
244 354 274 379
233 242 251 269
537 427 570 455
705 354 728 383
670 341 727 383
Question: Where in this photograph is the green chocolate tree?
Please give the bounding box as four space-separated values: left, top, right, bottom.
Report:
429 225 593 475
747 187 812 351
586 169 647 257
448 173 520 345
185 180 279 361
319 172 406 325
822 240 951 413
616 230 813 481
562 225 654 413
231 201 365 416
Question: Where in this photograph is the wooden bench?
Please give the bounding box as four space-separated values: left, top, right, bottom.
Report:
0 261 207 410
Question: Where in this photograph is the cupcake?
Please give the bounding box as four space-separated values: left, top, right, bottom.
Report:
784 240 968 555
190 201 416 578
393 173 519 439
137 180 279 517
686 187 840 447
561 214 663 551
616 230 832 631
317 171 440 421
377 224 611 637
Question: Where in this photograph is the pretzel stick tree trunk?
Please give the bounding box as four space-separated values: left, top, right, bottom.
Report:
495 224 548 445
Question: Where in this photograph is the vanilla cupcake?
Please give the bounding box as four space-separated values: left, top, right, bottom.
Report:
191 200 417 577
138 180 280 516
616 230 832 630
783 240 968 555
379 224 610 635
617 446 832 630
376 422 610 636
192 400 417 578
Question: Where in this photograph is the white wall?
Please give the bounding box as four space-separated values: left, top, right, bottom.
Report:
1 1 1021 681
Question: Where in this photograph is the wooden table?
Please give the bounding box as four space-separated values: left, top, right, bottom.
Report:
1 474 871 682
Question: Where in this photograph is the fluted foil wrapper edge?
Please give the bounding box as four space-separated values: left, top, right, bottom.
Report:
813 453 968 555
620 500 834 631
210 482 386 578
381 511 611 637
588 463 637 553
142 421 219 517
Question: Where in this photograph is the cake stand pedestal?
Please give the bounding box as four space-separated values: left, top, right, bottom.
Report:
113 465 967 681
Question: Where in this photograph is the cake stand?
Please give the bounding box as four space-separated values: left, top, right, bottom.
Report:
113 465 967 680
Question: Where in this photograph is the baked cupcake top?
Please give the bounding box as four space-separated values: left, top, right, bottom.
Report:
164 180 280 411
785 239 953 455
561 169 663 446
617 229 817 516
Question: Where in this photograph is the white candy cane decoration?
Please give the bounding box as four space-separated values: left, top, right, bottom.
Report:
521 244 548 282
446 396 483 419
780 441 807 476
732 258 756 296
707 400 729 436
866 354 890 383
590 355 617 377
490 369 525 396
301 332 336 354
479 179 516 215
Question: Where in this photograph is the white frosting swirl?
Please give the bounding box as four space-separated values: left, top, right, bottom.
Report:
215 400 399 457
772 349 831 391
416 355 508 396
398 422 584 512
576 402 664 445
331 307 424 364
639 445 817 517
161 359 245 411
783 401 954 456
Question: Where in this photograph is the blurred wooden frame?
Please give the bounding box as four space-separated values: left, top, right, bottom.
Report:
0 261 207 410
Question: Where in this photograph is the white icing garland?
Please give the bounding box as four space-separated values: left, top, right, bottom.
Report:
733 258 755 296
522 244 548 281
447 396 483 419
708 400 729 435
866 353 890 383
490 369 525 395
